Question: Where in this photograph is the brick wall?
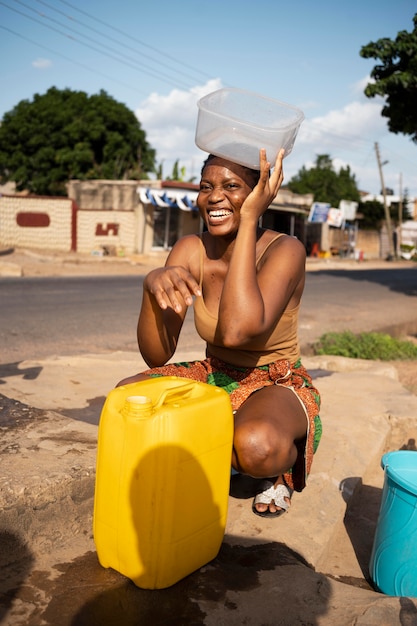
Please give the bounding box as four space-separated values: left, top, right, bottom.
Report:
0 195 76 251
0 195 141 254
67 180 139 211
76 209 137 254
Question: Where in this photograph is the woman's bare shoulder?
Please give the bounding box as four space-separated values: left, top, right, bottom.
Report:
263 230 306 256
170 234 201 255
259 232 306 279
166 234 202 273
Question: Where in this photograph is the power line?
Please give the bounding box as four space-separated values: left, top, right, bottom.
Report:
34 0 209 87
304 117 377 152
3 0 194 90
0 24 150 96
56 0 214 84
304 116 416 176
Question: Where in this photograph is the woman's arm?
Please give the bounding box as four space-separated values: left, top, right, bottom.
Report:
137 236 201 367
217 150 306 347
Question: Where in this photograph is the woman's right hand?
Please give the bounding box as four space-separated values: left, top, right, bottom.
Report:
240 149 285 224
144 266 201 314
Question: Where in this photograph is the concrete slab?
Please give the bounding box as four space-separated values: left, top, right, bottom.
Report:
2 353 417 624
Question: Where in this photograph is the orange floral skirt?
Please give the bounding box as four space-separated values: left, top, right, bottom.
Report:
143 356 322 492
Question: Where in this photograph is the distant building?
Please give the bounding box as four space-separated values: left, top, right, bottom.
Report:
1 180 312 254
0 181 17 195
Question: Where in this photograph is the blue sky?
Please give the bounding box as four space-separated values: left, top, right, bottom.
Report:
1 0 416 197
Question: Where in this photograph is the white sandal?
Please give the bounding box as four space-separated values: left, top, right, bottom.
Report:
252 481 292 518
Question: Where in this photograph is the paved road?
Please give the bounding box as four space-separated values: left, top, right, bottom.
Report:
300 265 417 351
1 266 417 364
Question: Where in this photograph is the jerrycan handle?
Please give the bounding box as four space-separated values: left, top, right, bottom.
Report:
154 381 195 409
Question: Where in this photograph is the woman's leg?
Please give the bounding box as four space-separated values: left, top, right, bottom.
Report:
232 384 308 515
116 372 151 387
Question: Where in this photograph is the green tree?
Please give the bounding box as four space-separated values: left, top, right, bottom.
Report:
360 14 417 141
0 87 156 195
358 199 385 229
358 193 412 230
155 159 196 183
287 154 360 206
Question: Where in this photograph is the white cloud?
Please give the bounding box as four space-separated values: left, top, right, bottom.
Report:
135 82 416 196
136 79 223 172
299 99 386 150
350 74 374 98
32 58 52 69
288 98 392 192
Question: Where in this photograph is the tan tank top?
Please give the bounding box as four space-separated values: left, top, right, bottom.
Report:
193 234 301 367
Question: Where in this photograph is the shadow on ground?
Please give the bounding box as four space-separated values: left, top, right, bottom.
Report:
0 362 42 384
338 437 417 590
62 396 106 425
0 531 34 623
311 268 417 297
37 542 331 626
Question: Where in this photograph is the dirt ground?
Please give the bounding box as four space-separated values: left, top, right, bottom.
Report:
392 327 417 396
392 358 417 396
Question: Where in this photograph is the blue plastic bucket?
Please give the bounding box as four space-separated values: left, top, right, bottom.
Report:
369 450 417 596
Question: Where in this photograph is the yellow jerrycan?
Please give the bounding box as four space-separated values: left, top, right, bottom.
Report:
93 376 234 589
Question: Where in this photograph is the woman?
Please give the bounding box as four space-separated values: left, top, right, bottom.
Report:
119 148 321 517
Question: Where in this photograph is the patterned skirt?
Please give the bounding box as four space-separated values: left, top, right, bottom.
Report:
143 356 322 492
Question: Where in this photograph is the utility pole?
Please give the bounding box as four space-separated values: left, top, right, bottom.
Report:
375 142 395 259
398 173 403 248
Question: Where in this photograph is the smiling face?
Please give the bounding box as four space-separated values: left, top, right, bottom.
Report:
197 156 259 236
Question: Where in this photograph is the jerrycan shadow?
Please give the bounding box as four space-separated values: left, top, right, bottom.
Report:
129 444 224 589
93 377 234 589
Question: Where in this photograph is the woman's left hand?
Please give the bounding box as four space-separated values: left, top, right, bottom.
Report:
240 148 284 223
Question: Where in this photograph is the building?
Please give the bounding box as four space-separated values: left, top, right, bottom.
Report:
3 178 413 259
0 180 313 255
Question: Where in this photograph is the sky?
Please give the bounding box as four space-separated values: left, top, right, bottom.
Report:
1 0 416 199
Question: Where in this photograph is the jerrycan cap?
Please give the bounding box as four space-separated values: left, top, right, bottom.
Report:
123 395 153 418
127 395 152 405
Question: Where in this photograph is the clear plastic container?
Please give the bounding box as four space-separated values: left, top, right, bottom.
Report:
195 88 304 169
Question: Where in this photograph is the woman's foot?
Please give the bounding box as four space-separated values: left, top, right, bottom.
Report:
252 476 292 518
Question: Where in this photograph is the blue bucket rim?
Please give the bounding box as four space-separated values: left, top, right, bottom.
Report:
382 450 417 496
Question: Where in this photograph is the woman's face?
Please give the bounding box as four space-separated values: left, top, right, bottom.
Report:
197 157 255 236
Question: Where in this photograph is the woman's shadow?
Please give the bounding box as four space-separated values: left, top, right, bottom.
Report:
0 531 34 623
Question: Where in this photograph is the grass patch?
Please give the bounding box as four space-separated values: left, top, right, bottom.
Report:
313 331 417 361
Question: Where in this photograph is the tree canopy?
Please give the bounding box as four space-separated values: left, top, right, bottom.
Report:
154 159 196 183
360 14 417 142
287 154 360 206
358 195 412 230
0 87 156 195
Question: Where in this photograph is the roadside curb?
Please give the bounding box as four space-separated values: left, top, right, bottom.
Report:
0 246 415 277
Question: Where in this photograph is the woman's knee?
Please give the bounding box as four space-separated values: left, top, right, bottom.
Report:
233 420 295 477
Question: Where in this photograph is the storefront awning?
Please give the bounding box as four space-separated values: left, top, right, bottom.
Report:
138 188 198 212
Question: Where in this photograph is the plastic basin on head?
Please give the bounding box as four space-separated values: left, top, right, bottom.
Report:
195 87 304 169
